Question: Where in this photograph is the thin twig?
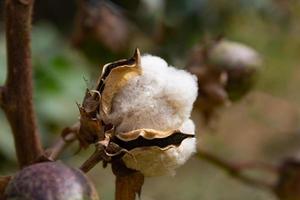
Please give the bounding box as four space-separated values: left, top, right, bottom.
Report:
197 149 275 190
2 0 42 168
0 86 4 107
233 160 279 174
44 123 79 161
80 148 104 173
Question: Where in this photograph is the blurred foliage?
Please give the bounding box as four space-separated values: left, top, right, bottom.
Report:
1 0 300 199
0 24 92 166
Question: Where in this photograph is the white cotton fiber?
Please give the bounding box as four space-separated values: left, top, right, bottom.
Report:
105 54 198 133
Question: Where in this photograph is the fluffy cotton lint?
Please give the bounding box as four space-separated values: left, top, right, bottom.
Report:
106 54 198 133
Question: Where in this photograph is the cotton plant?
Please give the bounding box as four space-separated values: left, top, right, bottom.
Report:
79 49 198 177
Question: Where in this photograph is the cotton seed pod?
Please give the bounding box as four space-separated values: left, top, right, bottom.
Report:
4 162 99 200
275 159 300 200
186 44 229 124
114 119 196 176
101 50 198 133
98 49 198 176
207 39 262 101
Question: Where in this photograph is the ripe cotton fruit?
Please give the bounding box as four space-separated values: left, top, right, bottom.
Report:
105 54 198 133
97 50 198 176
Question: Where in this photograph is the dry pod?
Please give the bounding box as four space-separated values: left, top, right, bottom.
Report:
4 162 99 200
275 159 300 200
187 38 262 123
72 0 131 53
114 120 196 176
207 39 262 101
96 49 198 176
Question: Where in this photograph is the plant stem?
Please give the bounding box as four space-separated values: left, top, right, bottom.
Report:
2 0 42 168
115 173 144 200
197 149 275 190
0 176 11 198
44 123 79 161
80 148 104 173
112 160 144 200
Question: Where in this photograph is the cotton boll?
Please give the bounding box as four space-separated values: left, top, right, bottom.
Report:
208 40 262 70
106 55 198 133
122 119 196 176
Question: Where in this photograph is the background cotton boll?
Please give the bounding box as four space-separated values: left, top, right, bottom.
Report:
122 119 196 177
208 40 262 70
107 55 198 133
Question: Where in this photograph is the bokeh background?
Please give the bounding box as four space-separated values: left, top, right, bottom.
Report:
1 0 300 199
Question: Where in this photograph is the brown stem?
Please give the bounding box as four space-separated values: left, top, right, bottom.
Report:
233 161 279 174
2 0 42 168
80 140 103 173
115 173 144 200
44 123 79 161
197 149 275 190
80 152 103 173
112 160 144 200
0 176 11 199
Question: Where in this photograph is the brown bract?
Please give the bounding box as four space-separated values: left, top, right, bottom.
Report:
99 48 141 116
78 89 103 148
77 49 141 149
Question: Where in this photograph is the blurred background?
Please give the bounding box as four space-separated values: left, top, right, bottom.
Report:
1 0 300 199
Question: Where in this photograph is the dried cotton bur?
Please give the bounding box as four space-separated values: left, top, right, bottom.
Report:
78 48 198 178
187 37 262 125
275 158 300 200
